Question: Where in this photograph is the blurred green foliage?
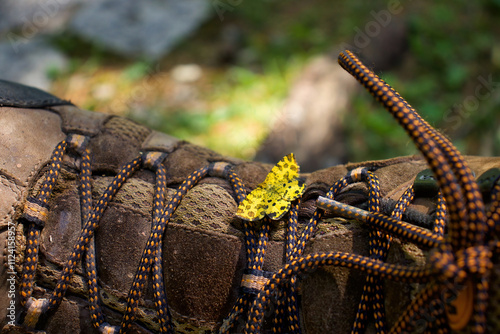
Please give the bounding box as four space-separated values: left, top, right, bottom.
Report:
49 0 500 162
223 0 500 161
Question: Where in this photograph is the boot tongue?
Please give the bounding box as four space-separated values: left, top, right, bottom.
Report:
0 79 71 108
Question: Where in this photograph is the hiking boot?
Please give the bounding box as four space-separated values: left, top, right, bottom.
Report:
1 50 499 333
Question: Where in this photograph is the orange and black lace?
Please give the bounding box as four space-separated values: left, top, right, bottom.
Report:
243 166 423 333
75 137 108 330
117 160 252 333
18 134 175 331
147 153 173 334
319 167 390 334
487 172 500 239
46 155 142 315
118 162 211 333
16 49 499 333
17 141 254 333
243 167 437 333
65 150 175 333
244 50 497 333
19 138 68 323
285 167 389 334
118 160 253 333
336 50 493 333
219 205 272 332
17 133 128 330
118 160 248 333
208 163 276 334
256 170 326 332
338 50 487 251
270 200 301 333
345 168 386 334
217 162 315 333
132 151 173 333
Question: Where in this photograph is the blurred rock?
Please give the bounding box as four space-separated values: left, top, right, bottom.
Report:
255 56 358 172
0 39 68 90
70 0 212 60
171 64 202 83
91 82 116 100
0 0 84 35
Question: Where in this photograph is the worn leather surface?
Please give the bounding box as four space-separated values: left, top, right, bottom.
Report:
1 80 500 333
51 105 112 137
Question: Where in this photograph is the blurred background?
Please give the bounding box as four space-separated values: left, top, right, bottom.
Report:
1 0 499 172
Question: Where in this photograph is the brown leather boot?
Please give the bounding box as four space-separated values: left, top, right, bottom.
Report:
1 50 499 333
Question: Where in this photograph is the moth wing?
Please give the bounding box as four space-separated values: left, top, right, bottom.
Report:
281 177 305 201
269 153 299 183
236 186 267 221
265 195 292 221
